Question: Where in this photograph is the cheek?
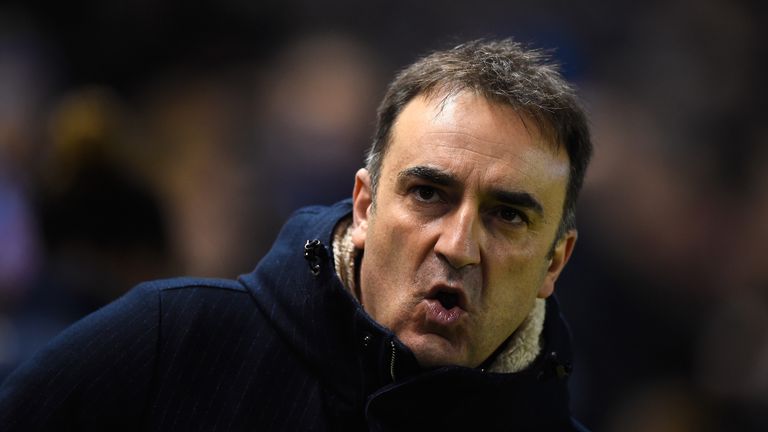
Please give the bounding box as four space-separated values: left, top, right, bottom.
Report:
482 250 547 309
360 217 429 327
367 210 437 285
372 209 433 262
482 265 542 340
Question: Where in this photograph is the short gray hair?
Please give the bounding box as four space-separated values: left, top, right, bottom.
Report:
366 39 592 241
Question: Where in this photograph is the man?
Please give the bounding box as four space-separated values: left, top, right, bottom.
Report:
0 39 592 431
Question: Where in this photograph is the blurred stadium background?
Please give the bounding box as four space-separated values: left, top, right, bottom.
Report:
0 1 766 430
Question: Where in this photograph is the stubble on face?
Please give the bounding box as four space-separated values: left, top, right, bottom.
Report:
352 91 575 369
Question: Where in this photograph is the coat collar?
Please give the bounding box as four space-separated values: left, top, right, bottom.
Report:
240 199 408 406
239 199 577 425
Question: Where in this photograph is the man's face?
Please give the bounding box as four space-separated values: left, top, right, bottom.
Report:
351 91 576 368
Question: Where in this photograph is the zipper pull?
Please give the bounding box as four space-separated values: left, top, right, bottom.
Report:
389 339 397 382
303 239 326 276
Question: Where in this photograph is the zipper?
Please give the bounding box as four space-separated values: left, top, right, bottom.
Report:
389 340 397 382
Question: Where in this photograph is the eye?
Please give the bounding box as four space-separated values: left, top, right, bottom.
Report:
412 186 441 203
495 207 527 225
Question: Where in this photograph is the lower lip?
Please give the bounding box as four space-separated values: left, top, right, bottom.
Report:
424 299 464 325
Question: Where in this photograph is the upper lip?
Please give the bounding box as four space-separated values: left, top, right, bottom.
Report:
425 284 470 311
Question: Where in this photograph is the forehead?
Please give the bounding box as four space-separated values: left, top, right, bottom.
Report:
384 91 569 192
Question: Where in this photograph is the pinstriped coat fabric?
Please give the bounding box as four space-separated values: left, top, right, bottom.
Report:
0 200 589 431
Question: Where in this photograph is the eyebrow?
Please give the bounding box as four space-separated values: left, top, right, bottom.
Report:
490 189 544 217
398 166 458 187
397 165 545 217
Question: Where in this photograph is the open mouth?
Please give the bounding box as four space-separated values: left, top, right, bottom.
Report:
435 291 459 310
424 288 466 325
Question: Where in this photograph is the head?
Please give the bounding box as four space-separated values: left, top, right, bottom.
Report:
350 39 592 368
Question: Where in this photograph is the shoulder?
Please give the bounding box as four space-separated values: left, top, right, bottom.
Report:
133 275 247 294
278 199 353 239
120 276 252 318
288 199 353 217
118 277 263 355
146 277 262 337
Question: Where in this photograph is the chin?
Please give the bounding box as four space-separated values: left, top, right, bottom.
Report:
404 333 471 368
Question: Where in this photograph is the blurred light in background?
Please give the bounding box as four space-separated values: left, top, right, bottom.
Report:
0 1 765 430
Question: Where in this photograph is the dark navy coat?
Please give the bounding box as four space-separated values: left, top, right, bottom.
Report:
0 200 589 431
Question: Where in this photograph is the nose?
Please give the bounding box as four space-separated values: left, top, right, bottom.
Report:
434 205 481 270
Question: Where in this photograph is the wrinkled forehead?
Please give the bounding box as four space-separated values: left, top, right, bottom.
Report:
410 87 562 153
389 91 562 164
384 91 570 190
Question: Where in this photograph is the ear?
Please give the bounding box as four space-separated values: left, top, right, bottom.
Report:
537 229 577 299
351 168 373 250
